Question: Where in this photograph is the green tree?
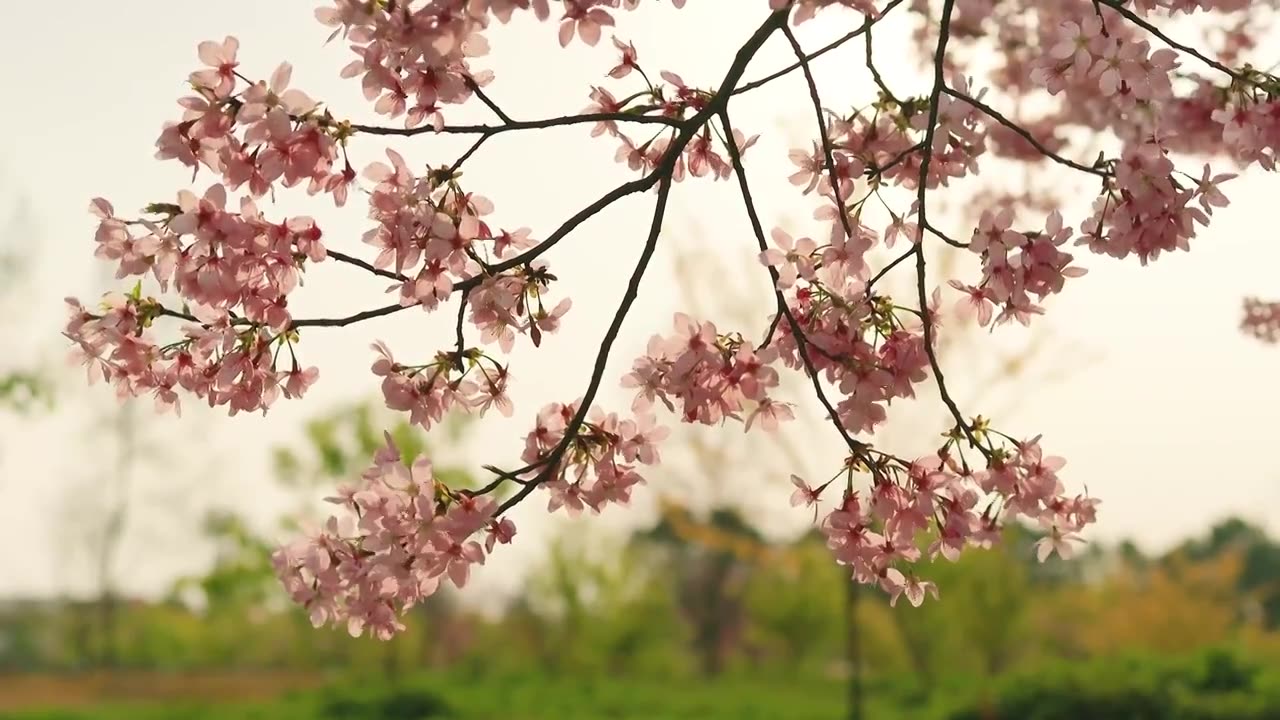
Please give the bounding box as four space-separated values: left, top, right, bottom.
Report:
741 533 845 675
522 529 689 677
0 187 50 415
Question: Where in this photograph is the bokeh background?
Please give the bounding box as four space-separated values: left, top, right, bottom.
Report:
1 2 1279 719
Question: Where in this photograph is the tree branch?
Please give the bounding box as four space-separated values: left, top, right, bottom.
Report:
912 0 984 452
732 0 908 96
496 172 675 516
464 76 515 125
781 25 858 244
943 88 1110 177
349 111 681 137
447 134 492 174
454 287 470 362
1098 0 1247 82
490 9 792 513
720 108 870 462
867 246 917 291
327 249 409 282
864 24 904 107
292 302 410 329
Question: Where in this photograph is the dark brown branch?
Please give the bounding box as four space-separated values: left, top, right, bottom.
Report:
464 76 515 125
496 172 675 516
454 287 470 362
349 111 681 137
943 88 1110 177
871 141 923 177
285 10 794 336
157 307 199 324
448 135 491 174
466 464 536 498
292 302 409 329
864 24 904 107
287 171 673 329
732 0 908 96
720 108 870 462
781 25 858 245
924 222 968 249
327 249 409 282
912 0 984 452
156 299 407 330
757 311 785 352
867 246 917 291
491 9 792 514
1098 0 1246 82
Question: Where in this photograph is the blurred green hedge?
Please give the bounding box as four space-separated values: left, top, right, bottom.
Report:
8 649 1280 720
947 648 1280 720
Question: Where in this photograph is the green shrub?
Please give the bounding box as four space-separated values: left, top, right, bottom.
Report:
318 683 452 719
947 649 1280 720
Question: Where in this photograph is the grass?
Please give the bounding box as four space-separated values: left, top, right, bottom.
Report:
0 672 949 720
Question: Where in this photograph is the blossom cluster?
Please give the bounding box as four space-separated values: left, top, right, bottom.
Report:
521 400 668 516
794 436 1099 607
274 432 516 639
158 37 353 206
66 187 328 416
946 208 1086 326
586 63 763 184
622 314 792 430
360 148 568 328
1242 298 1280 344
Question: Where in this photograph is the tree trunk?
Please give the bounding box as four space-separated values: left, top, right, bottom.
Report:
846 578 863 720
95 404 136 668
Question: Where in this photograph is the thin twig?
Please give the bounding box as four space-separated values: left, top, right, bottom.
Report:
867 246 917 291
1098 0 1245 82
911 0 984 453
327 249 409 282
492 9 793 514
943 88 1110 177
349 111 681 137
292 302 410 329
447 135 491 174
496 173 675 516
720 108 870 462
870 141 923 177
732 0 908 96
781 25 858 244
864 24 904 106
454 287 471 363
923 220 968 249
465 77 515 125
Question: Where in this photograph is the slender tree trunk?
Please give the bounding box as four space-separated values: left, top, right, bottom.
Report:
846 578 863 720
382 639 401 681
96 404 136 668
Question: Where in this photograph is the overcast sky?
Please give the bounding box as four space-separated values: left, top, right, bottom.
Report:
0 1 1277 603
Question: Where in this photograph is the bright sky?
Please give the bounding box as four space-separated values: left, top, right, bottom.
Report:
0 1 1277 603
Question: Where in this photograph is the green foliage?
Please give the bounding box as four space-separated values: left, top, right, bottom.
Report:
14 659 1280 720
1178 518 1280 628
273 401 477 493
0 674 875 720
518 534 691 678
0 370 50 413
947 648 1280 720
740 535 844 674
317 683 452 719
176 512 277 613
8 377 1280 719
